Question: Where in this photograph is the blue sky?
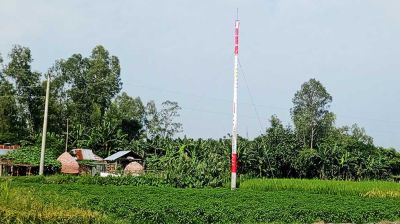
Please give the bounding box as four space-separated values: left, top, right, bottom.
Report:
1 1 400 149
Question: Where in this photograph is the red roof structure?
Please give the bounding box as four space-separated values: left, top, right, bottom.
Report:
57 152 79 174
0 144 20 150
71 149 103 161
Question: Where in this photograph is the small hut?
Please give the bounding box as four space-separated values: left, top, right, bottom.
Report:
104 150 143 174
0 145 58 176
57 152 79 174
71 148 106 176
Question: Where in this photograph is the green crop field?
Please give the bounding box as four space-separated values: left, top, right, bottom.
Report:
0 177 399 223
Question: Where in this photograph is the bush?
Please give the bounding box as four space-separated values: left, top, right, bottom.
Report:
6 174 169 187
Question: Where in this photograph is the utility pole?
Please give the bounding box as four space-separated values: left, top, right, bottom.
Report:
65 119 69 152
39 73 50 175
231 15 240 190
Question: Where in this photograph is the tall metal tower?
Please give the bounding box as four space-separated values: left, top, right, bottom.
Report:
231 18 240 190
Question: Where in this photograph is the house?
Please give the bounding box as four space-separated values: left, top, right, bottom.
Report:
0 144 57 176
104 150 144 174
0 144 20 156
0 160 37 176
71 148 106 176
0 144 31 176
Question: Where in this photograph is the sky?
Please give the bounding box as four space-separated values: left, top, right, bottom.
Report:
1 0 400 149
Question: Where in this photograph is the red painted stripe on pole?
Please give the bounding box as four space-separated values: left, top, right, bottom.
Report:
234 21 239 55
231 153 237 173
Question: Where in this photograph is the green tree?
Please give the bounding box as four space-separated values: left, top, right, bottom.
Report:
350 124 373 145
0 55 23 142
291 78 334 149
159 101 183 138
3 45 43 135
144 101 161 138
87 46 122 117
144 100 183 138
59 45 122 129
105 92 145 141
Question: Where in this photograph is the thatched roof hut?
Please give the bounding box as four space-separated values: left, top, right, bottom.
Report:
57 152 79 174
124 161 144 174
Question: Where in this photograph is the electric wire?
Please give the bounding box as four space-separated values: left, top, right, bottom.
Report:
238 58 264 135
237 58 276 179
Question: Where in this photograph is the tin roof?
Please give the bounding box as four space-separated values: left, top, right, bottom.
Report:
0 144 20 150
0 149 11 156
104 151 132 161
72 149 103 161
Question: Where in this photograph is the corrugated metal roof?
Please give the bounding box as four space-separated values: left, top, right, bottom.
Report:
72 149 103 161
0 149 11 155
104 151 132 161
0 144 20 150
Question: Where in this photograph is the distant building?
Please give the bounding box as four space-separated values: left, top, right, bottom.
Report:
0 144 31 176
71 148 106 176
104 150 144 174
0 144 20 156
71 148 103 161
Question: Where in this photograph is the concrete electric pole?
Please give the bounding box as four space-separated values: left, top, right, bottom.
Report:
39 73 50 175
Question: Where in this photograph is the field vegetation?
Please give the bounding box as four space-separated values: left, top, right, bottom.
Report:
240 178 400 198
0 177 399 223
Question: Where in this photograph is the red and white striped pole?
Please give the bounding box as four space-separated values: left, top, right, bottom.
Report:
231 19 240 190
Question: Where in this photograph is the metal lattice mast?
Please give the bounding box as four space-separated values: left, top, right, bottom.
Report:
231 18 240 190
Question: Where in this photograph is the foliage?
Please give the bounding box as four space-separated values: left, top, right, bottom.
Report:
1 45 42 139
239 119 400 180
132 137 230 187
0 146 60 168
0 179 399 223
7 174 169 187
106 92 145 141
240 178 400 198
0 180 121 224
291 78 335 149
0 70 22 143
144 100 183 139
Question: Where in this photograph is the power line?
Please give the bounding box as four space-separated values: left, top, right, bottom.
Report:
129 83 288 111
129 83 400 127
238 58 264 135
237 58 276 180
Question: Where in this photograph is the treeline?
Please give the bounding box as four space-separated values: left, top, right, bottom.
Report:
0 45 182 157
0 45 399 186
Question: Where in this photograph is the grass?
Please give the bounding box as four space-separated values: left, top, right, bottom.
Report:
0 177 399 223
0 181 120 224
240 178 400 198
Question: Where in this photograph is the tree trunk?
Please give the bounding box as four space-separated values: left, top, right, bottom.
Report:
310 127 314 149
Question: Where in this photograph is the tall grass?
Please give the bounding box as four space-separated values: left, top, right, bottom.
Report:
1 173 168 187
240 178 400 198
0 180 124 224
